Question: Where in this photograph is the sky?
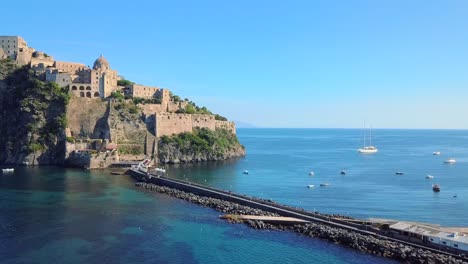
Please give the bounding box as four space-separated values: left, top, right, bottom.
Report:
3 0 468 128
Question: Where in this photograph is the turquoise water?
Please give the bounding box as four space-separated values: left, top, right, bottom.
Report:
0 167 391 264
4 128 467 263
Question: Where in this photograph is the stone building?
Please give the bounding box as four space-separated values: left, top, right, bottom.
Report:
46 55 120 98
0 36 35 65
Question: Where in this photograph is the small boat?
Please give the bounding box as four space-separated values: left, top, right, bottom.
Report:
2 168 14 173
340 170 347 175
307 184 315 188
425 175 434 179
432 184 441 192
242 170 249 175
444 158 456 164
309 171 315 176
453 194 457 198
320 183 331 187
433 151 441 155
395 172 404 175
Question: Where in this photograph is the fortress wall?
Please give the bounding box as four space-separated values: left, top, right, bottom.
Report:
215 120 236 134
55 61 86 72
130 84 160 98
140 103 167 115
155 112 193 137
191 114 216 130
154 113 236 137
167 101 182 112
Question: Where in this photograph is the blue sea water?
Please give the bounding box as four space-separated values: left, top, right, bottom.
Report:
3 128 468 263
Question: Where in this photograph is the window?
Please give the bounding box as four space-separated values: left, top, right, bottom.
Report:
454 244 458 248
429 238 434 241
442 241 446 245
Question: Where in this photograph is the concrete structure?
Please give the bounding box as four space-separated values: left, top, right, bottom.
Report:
0 36 35 65
389 222 468 253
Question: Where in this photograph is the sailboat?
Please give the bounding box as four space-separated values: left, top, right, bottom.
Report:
358 125 378 154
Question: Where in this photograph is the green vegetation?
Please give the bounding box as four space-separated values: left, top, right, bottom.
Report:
117 79 134 86
66 137 75 143
0 60 71 157
214 114 227 121
117 144 144 155
110 91 125 101
159 128 242 156
132 97 162 105
113 99 141 115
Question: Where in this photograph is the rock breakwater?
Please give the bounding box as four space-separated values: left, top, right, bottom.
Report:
135 182 467 264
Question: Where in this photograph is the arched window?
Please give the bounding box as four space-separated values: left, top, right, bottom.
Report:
80 91 85 97
86 92 91 98
94 92 100 97
79 86 84 90
86 86 91 90
71 86 77 90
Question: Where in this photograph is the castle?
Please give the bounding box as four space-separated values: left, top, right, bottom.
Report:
0 36 236 138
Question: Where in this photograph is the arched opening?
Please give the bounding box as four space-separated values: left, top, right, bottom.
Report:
79 86 84 90
86 92 91 98
94 92 100 97
71 86 77 90
86 86 91 90
80 91 85 97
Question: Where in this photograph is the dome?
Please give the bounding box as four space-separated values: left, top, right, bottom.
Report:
93 55 109 70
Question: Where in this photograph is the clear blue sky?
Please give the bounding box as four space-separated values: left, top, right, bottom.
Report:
3 0 468 128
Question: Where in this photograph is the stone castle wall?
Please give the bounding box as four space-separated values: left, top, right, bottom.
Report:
215 120 236 134
154 112 236 137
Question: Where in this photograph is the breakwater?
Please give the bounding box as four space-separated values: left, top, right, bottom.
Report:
131 170 467 264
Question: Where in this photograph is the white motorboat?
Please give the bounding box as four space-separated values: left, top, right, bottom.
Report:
242 170 249 175
307 184 315 188
2 168 14 173
320 183 331 187
444 158 456 164
426 175 434 179
433 151 441 155
309 171 315 176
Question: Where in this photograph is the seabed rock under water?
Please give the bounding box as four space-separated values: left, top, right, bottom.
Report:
135 182 467 264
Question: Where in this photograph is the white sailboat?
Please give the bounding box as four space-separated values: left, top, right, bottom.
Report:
358 125 378 154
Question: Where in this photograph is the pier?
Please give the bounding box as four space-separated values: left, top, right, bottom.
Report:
129 169 468 262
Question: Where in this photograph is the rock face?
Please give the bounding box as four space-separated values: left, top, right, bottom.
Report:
0 60 68 165
157 128 246 164
158 140 245 164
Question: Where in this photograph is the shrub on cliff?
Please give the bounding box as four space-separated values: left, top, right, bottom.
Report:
0 61 70 162
159 127 243 159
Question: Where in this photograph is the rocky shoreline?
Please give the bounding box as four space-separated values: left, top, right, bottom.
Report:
135 182 467 264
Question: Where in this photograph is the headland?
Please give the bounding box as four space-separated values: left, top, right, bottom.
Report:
0 36 245 167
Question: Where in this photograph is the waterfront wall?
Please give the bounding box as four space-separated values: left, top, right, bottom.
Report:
129 169 468 264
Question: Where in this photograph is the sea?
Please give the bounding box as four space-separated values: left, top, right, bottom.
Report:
2 128 468 264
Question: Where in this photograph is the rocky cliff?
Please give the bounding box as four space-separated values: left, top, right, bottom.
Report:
0 58 245 167
0 59 69 165
158 127 245 163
